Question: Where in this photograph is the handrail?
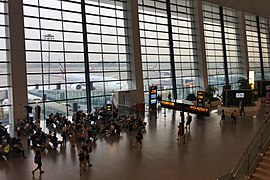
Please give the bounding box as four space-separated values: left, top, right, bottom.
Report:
217 119 270 180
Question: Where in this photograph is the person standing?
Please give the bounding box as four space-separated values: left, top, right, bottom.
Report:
61 125 67 145
185 113 192 129
168 93 172 101
239 101 245 116
177 122 183 143
32 149 44 176
220 109 225 124
70 124 77 147
180 111 185 135
264 112 269 123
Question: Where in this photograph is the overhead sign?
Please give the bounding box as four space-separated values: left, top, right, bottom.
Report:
161 100 209 116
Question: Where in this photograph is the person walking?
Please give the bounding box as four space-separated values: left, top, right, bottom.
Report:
82 140 92 167
32 149 44 176
231 110 237 124
78 149 85 176
135 130 143 148
239 101 245 116
220 109 225 124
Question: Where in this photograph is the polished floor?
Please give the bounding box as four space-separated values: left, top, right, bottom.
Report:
0 105 269 180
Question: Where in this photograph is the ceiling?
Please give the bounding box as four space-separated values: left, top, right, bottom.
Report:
204 0 270 19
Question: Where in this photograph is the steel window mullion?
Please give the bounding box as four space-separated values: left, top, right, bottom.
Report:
219 6 229 86
81 0 91 112
166 0 177 100
256 16 265 80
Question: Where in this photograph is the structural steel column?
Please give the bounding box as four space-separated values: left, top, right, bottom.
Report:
256 16 265 80
237 11 249 78
193 0 208 90
166 0 177 101
81 0 91 113
219 6 229 86
7 0 28 125
125 0 144 104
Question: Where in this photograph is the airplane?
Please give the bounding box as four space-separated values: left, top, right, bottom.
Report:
59 63 128 92
150 71 173 89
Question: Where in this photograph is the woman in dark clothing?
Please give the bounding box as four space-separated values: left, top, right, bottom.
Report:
32 149 44 176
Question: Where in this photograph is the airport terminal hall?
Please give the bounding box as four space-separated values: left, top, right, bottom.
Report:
2 0 270 179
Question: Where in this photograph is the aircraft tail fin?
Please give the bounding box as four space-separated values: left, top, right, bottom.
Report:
59 63 65 80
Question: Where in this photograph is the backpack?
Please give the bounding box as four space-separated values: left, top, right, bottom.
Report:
139 133 143 139
79 152 84 161
88 146 92 153
188 115 192 122
34 155 39 164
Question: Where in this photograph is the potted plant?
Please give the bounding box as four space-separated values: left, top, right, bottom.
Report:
186 93 197 101
237 77 252 90
205 85 220 108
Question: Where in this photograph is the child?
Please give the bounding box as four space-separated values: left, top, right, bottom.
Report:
177 122 183 143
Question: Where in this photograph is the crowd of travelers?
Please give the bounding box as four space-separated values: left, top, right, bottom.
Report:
0 122 26 160
0 105 147 170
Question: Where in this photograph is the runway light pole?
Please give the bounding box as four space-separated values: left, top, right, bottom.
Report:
43 34 54 89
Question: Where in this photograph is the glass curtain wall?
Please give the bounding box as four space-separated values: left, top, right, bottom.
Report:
259 18 270 79
203 2 225 93
139 0 199 103
223 7 243 89
23 0 130 118
0 1 11 124
85 0 130 108
138 0 172 103
245 14 262 80
24 0 86 118
171 0 199 99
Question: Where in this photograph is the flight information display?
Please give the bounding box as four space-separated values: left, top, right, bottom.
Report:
161 100 209 116
197 91 205 107
149 86 157 111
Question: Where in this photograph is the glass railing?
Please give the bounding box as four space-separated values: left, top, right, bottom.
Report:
218 119 270 180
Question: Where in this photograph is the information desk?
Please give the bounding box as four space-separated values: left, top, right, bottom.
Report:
161 100 209 117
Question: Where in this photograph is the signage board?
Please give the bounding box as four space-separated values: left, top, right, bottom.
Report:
149 86 157 111
161 100 209 116
197 91 205 107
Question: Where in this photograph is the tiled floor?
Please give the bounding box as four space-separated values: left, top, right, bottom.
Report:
0 105 269 180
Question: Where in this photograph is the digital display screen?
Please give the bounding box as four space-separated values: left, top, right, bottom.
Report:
236 93 244 98
161 100 209 116
151 99 157 104
151 94 156 99
106 104 111 111
149 86 157 111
